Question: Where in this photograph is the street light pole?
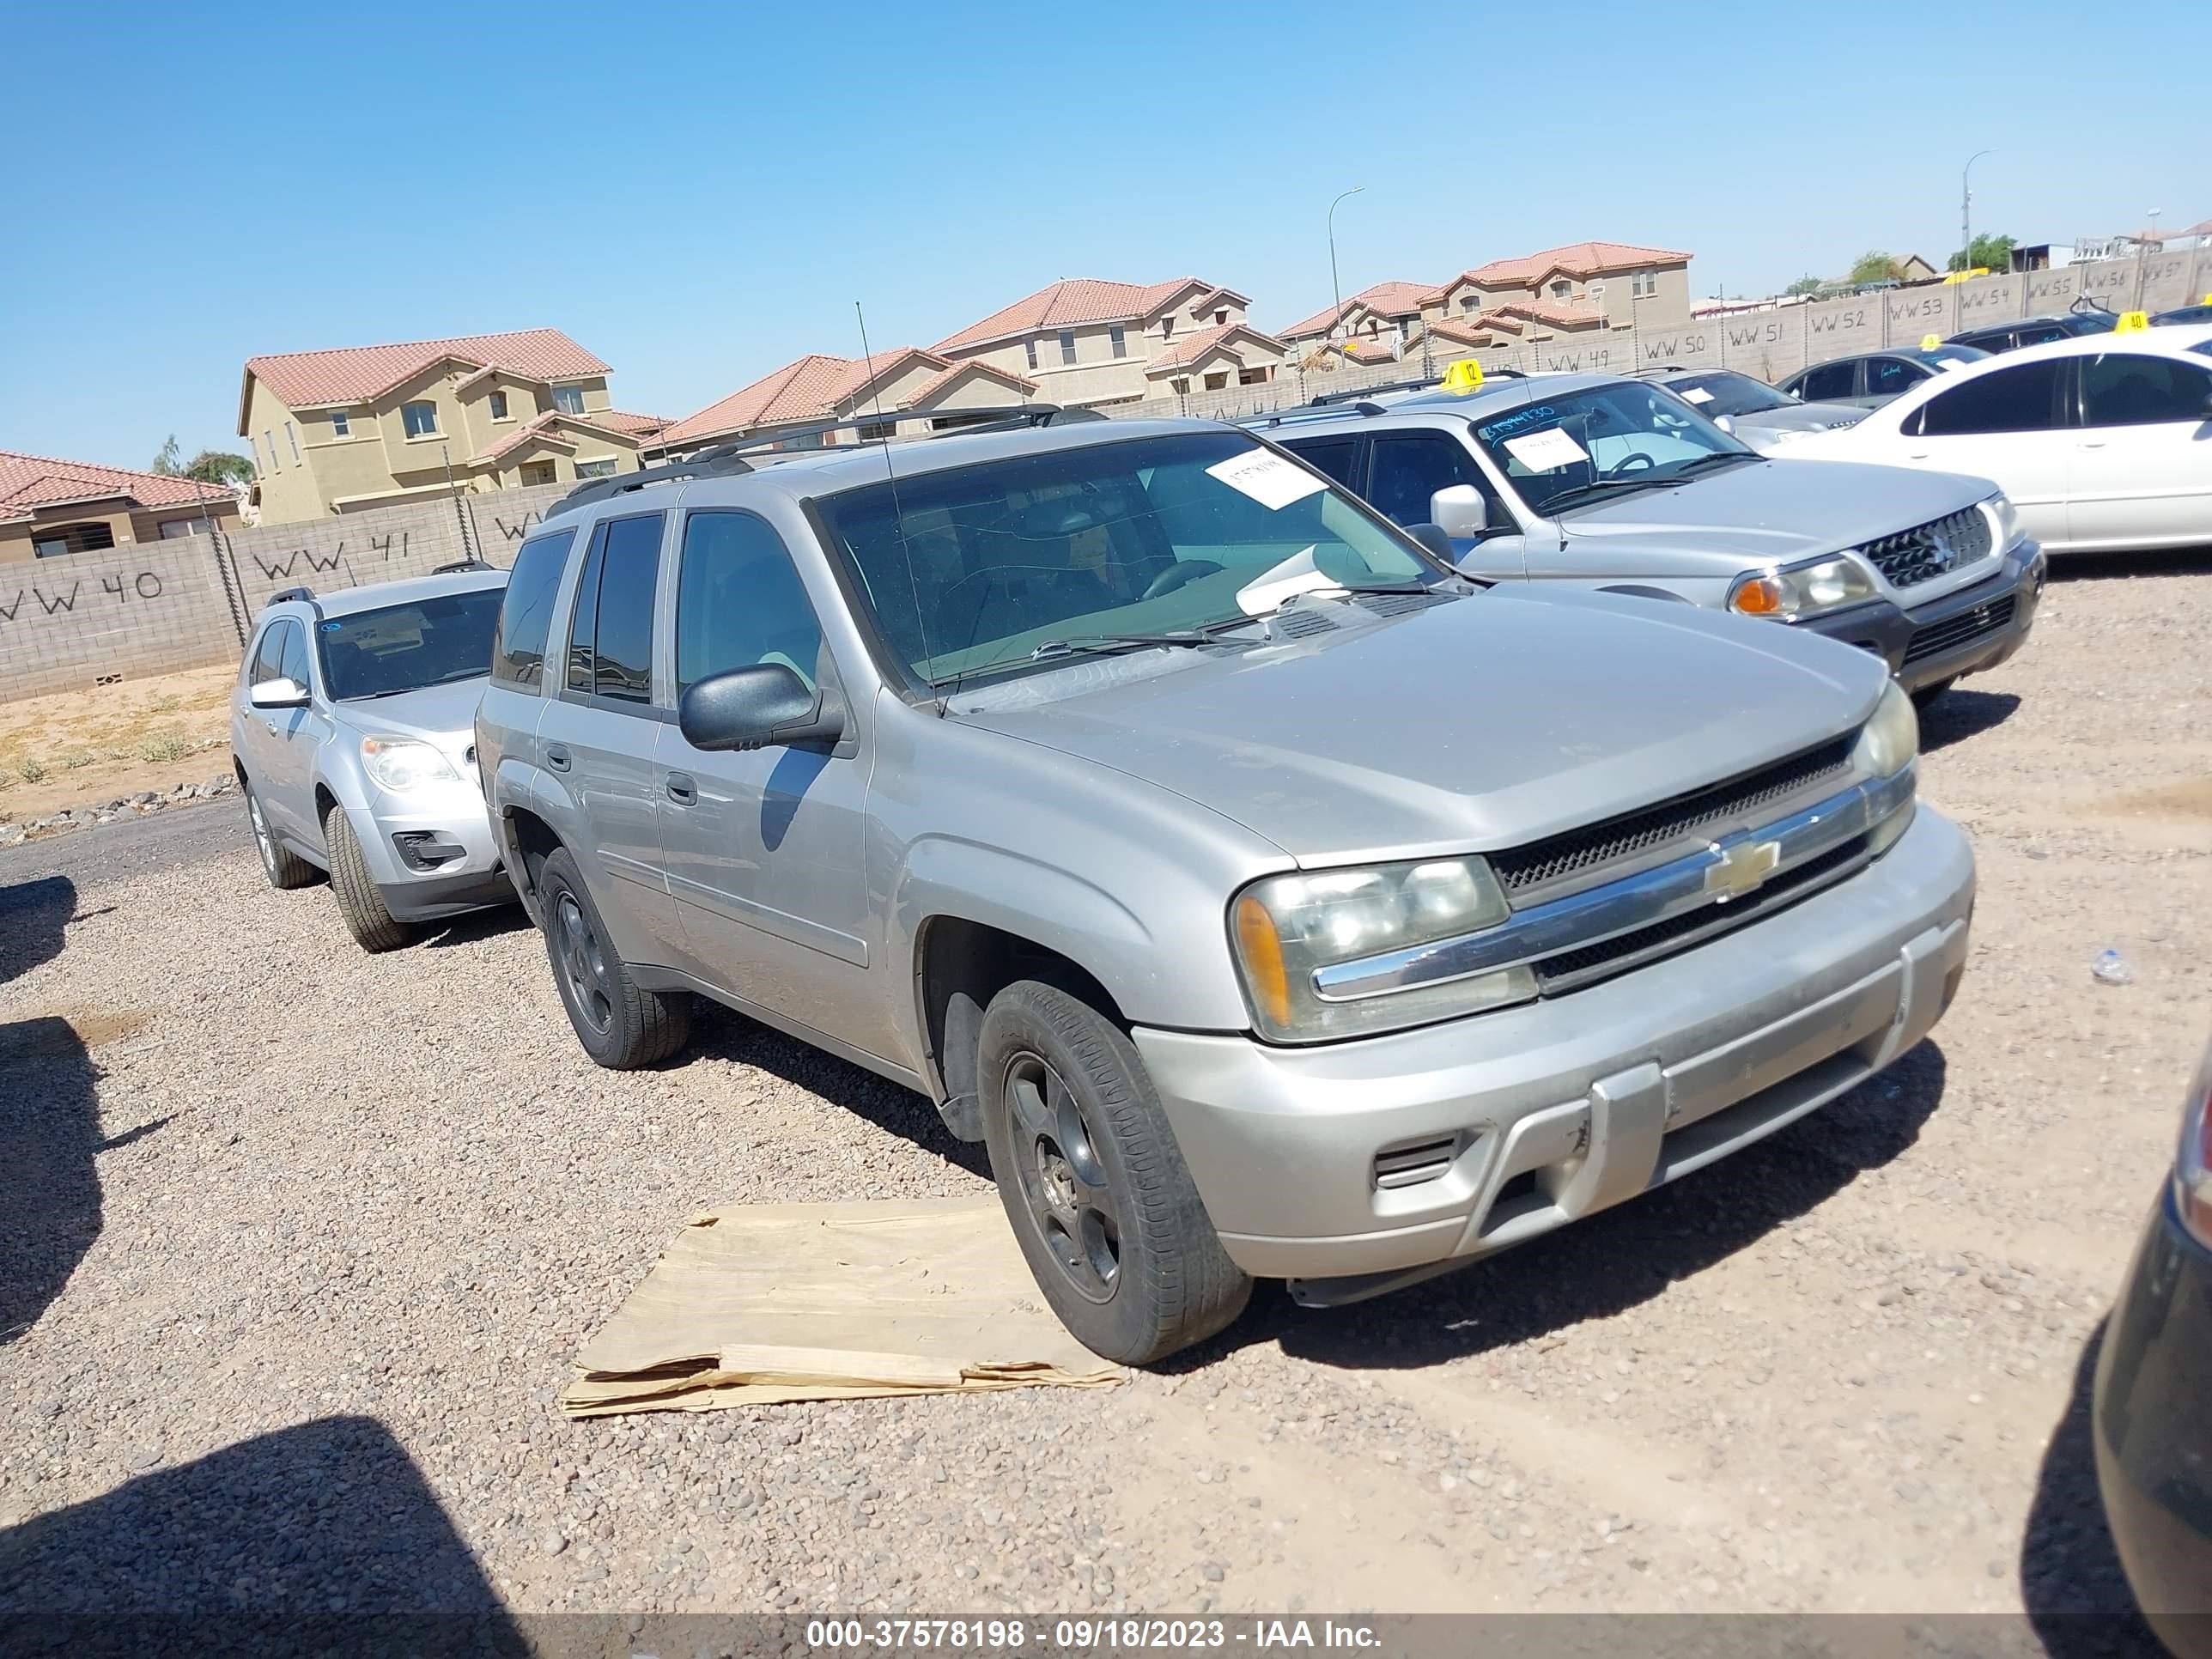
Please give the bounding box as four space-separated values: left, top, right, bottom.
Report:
1960 149 1995 267
1327 186 1365 340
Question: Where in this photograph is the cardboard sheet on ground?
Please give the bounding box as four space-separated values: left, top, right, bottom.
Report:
562 1195 1124 1415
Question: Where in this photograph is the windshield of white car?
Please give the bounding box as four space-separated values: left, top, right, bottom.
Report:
1667 370 1794 416
815 429 1443 690
317 589 505 701
1472 384 1758 517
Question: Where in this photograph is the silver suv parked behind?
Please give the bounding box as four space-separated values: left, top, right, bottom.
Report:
1254 373 2042 704
232 566 514 950
477 410 1973 1364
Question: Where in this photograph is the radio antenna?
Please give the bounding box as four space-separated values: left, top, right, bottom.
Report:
855 300 944 716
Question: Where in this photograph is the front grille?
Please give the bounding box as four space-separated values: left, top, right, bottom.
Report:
1533 835 1871 995
1903 594 2016 665
1491 734 1855 902
1862 506 1992 589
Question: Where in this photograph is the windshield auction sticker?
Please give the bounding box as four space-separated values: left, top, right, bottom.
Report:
1678 386 1714 404
1499 428 1589 472
1206 450 1330 512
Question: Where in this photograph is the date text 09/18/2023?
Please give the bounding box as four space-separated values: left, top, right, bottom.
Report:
802 1617 1385 1651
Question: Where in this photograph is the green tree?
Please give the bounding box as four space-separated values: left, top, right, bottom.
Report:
151 434 184 475
1948 233 2016 274
1847 251 1905 285
1783 274 1826 297
182 450 254 488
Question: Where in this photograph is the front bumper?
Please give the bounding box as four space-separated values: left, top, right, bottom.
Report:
1133 806 1973 1293
2094 1186 2212 1647
1802 541 2045 694
349 776 511 922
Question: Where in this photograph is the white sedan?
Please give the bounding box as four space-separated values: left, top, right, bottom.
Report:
1784 325 2212 555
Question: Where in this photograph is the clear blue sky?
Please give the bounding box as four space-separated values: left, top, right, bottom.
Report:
4 1 2204 471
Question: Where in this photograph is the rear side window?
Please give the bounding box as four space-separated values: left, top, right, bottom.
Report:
1279 437 1360 491
2079 352 2212 426
676 512 824 696
491 527 575 689
564 513 664 704
1864 357 1923 400
1916 360 2065 435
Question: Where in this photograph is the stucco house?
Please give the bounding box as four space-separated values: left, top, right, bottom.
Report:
1420 241 1694 337
235 328 663 523
1277 281 1436 353
930 277 1286 407
1 449 244 564
647 347 1039 456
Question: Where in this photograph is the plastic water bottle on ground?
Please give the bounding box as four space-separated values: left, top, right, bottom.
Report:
2092 949 2134 986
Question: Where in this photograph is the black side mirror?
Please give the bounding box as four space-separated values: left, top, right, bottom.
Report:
678 663 844 753
1404 523 1457 564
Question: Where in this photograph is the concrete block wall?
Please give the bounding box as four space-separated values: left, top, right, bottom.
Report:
1 481 578 702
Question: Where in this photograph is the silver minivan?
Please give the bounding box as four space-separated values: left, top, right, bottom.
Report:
477 411 1973 1363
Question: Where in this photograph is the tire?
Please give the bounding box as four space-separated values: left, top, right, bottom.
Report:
1911 676 1955 712
535 846 690 1069
324 805 410 953
243 779 318 890
977 980 1250 1364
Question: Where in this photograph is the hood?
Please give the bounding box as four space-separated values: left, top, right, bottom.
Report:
327 676 486 760
1540 457 1994 574
1732 401 1868 435
963 590 1884 866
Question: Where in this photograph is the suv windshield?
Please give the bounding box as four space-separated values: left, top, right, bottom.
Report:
1666 370 1793 416
815 429 1437 688
318 588 505 700
1471 383 1756 516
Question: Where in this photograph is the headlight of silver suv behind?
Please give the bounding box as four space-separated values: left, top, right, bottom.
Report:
1231 857 1536 1043
1728 555 1878 621
1853 680 1919 854
362 736 460 792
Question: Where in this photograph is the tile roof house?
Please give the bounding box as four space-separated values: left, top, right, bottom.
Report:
235 327 656 522
931 276 1278 407
648 348 1039 455
1277 281 1436 349
1141 323 1293 396
1 448 244 563
1423 241 1694 334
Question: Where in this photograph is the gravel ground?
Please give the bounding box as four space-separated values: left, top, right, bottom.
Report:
1 555 2206 1636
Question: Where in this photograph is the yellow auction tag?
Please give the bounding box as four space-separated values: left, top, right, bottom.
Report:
2116 310 2149 332
1441 358 1485 393
1919 333 1941 350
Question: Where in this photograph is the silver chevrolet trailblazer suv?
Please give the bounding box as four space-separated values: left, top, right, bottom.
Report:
476 409 1974 1364
1251 371 2043 705
232 566 514 951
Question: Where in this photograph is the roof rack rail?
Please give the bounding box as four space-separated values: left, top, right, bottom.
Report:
264 585 316 609
549 404 1103 520
432 558 495 574
1310 375 1443 404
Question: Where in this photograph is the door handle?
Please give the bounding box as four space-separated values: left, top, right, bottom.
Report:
665 772 697 805
544 744 571 772
2079 440 2108 449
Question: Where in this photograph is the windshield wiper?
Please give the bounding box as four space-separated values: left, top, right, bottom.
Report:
1540 475 1675 514
1026 631 1217 662
1670 450 1759 477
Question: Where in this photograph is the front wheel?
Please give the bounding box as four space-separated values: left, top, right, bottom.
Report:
978 980 1249 1364
324 805 410 952
535 846 690 1069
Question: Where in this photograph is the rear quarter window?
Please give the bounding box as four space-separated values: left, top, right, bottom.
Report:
491 527 577 690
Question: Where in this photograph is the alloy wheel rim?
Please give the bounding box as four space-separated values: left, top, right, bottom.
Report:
553 892 615 1036
247 793 275 873
1002 1050 1121 1304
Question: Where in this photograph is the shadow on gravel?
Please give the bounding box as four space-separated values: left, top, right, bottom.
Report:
690 1005 992 1180
0 1414 523 1657
1920 688 2021 753
2021 1323 2168 1658
417 903 532 951
2047 547 2212 584
1193 1038 1950 1373
1 875 102 1346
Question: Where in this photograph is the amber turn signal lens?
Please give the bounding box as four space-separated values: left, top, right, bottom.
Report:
1731 576 1783 616
1233 895 1292 1031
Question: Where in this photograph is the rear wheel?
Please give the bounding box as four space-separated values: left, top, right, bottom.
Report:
244 780 318 890
536 846 690 1069
324 805 410 953
978 980 1249 1364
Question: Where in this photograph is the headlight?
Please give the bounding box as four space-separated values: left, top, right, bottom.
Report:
361 736 461 792
1984 491 2021 548
1851 680 1918 780
1729 556 1878 620
1230 857 1535 1042
2176 1040 2212 1250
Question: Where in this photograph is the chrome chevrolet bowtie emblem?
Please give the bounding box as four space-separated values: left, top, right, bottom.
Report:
1705 837 1781 901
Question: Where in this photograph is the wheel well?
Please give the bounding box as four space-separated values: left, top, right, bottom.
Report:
917 918 1121 1141
504 808 562 897
232 756 248 787
314 783 338 827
